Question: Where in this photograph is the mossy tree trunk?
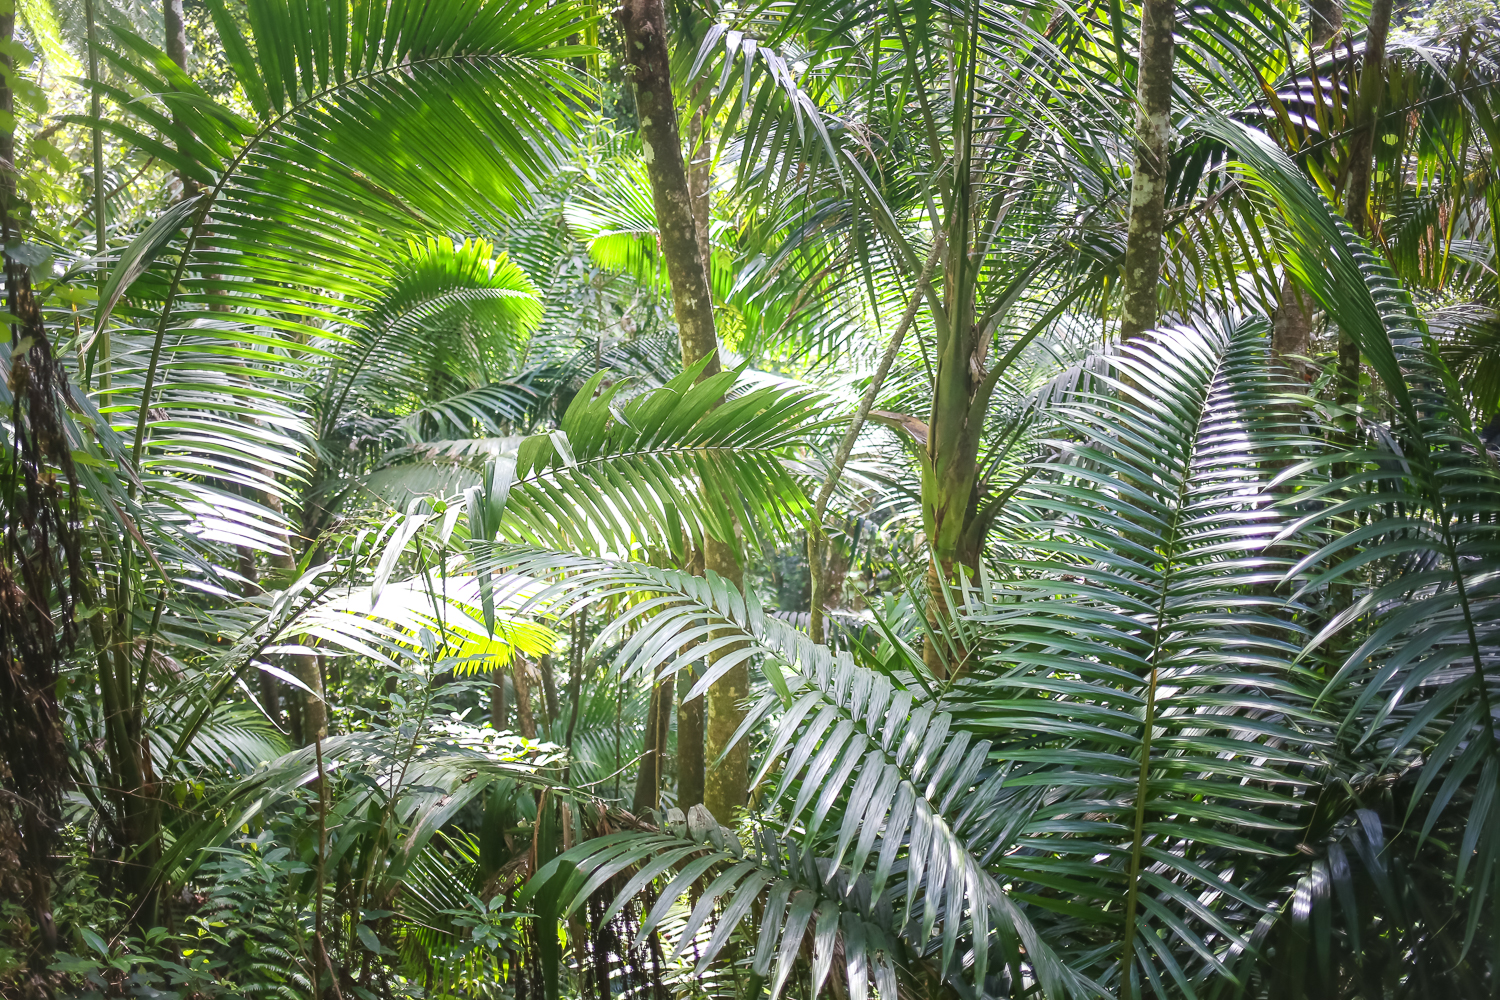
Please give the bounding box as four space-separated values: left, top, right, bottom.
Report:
1118 0 1176 342
619 0 745 823
0 10 76 951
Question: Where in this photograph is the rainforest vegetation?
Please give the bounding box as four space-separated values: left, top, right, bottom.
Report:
1 0 1498 996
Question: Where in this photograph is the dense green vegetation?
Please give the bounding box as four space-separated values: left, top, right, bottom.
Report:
0 0 1497 996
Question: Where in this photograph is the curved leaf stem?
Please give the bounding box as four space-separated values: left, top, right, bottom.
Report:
807 240 941 642
1118 345 1226 998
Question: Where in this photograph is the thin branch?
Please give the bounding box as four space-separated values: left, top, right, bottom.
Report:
807 239 942 642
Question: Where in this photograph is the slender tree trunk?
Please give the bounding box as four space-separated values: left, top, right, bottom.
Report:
1338 0 1391 415
1310 0 1343 47
1118 0 1177 341
631 677 672 814
563 612 585 772
538 653 559 726
161 0 200 200
618 0 718 376
695 90 743 815
1272 273 1314 381
701 536 747 823
491 668 509 732
163 0 190 69
513 657 537 740
687 101 713 292
921 243 986 677
1273 5 1341 381
676 550 704 809
267 548 326 743
676 664 704 807
619 0 747 823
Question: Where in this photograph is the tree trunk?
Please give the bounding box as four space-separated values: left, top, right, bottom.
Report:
701 537 747 823
0 282 71 954
1272 272 1314 382
1288 3 1339 379
676 664 704 808
675 549 705 808
618 0 718 376
0 12 78 952
1118 0 1177 341
563 612 585 780
163 0 190 70
513 657 537 740
1338 0 1392 415
619 0 748 823
687 101 713 293
161 0 201 201
631 677 672 814
538 653 559 725
491 668 509 732
921 245 985 677
1310 0 1343 47
295 654 327 742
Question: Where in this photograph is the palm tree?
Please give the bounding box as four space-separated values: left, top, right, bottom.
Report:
30 0 592 929
3 0 1498 996
528 140 1500 995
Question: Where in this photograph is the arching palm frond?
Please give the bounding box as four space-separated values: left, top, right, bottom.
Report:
78 0 588 552
321 237 544 432
464 364 830 562
506 554 1094 1000
498 310 1339 1000
159 726 561 891
958 318 1330 996
1218 113 1500 987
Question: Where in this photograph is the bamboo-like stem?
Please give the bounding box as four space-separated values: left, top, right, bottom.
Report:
311 733 344 1000
84 0 109 390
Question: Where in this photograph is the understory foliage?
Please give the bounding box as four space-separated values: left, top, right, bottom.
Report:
0 0 1498 999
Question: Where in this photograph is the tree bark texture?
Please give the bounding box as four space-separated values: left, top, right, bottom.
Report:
676 664 704 808
1118 0 1176 341
163 0 190 69
268 547 326 743
538 653 559 725
687 100 713 292
702 537 747 823
675 550 704 808
0 12 77 951
1272 272 1314 382
161 0 200 200
513 657 537 739
618 0 719 375
631 677 673 814
1310 0 1343 47
620 0 748 822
